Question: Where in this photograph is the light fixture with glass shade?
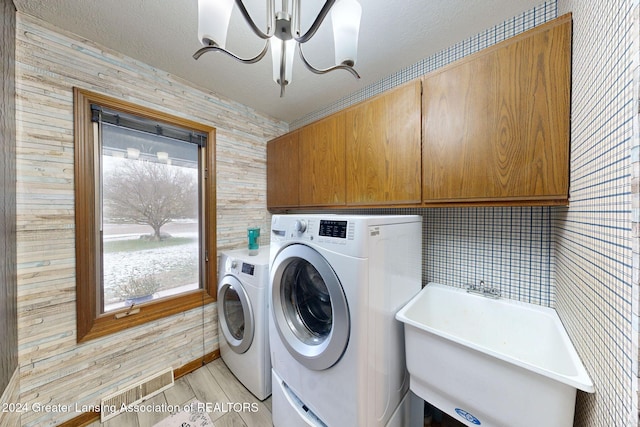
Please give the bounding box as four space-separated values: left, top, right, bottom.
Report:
194 0 362 97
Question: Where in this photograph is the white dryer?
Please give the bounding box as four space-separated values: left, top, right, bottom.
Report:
269 215 422 427
218 247 271 400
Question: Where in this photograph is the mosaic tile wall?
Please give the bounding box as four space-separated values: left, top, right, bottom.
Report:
424 207 554 305
555 0 638 425
292 0 640 425
295 206 555 306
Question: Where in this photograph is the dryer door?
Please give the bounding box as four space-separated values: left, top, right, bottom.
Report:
271 244 349 371
218 275 254 354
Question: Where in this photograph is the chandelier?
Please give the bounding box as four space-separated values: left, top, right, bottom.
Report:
194 0 362 97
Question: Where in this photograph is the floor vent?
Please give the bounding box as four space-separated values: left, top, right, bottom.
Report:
100 367 174 422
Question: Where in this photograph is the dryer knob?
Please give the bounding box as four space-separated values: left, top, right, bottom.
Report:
294 219 307 233
230 260 238 269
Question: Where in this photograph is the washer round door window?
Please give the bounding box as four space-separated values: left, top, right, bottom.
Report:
271 244 349 371
218 275 254 354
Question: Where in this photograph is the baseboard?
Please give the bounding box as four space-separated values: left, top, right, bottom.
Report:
59 350 220 427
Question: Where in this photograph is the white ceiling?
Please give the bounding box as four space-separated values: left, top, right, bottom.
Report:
13 0 545 124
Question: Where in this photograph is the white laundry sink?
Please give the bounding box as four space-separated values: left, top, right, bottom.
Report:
396 282 593 427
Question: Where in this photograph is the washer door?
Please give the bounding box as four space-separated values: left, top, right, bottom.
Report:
271 244 349 371
218 275 254 354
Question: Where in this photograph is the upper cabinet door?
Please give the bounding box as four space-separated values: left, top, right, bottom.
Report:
422 14 572 204
267 131 300 209
346 80 422 205
299 113 346 207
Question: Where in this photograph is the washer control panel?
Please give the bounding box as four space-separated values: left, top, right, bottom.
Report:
271 216 355 245
319 219 348 239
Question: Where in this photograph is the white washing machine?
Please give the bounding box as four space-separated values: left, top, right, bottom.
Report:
269 215 422 427
218 247 271 400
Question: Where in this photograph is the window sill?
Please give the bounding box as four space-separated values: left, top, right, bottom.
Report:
77 289 215 343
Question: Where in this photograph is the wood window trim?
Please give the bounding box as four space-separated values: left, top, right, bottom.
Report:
73 88 217 343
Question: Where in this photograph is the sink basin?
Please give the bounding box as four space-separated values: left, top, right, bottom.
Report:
396 283 593 427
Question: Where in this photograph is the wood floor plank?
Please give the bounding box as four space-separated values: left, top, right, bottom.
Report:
184 367 229 422
94 360 272 426
137 393 170 427
163 376 195 407
214 411 249 427
207 359 273 427
207 358 261 404
237 401 273 427
102 409 139 427
262 396 272 412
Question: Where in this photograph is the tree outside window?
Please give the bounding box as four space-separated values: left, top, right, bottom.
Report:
101 141 201 311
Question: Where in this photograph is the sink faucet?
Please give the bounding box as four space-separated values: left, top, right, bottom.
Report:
466 280 501 299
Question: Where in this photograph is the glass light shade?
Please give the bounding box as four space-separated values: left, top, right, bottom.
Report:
331 0 361 66
270 38 295 84
198 0 234 48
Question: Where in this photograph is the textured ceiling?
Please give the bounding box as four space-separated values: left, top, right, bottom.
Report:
13 0 545 123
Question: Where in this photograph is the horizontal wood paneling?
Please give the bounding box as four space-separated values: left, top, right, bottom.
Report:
0 0 18 401
0 369 21 427
15 13 286 426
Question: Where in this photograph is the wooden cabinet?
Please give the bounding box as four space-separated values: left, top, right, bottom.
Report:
267 82 421 209
267 131 300 208
422 14 571 205
345 80 422 205
267 14 572 210
298 112 346 206
266 113 347 210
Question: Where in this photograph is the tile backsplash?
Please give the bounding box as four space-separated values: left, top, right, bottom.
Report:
424 207 554 306
556 0 637 425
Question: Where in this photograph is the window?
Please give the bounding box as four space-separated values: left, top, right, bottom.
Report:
74 88 216 342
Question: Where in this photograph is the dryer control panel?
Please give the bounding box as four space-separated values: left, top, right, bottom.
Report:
241 262 255 276
221 248 270 288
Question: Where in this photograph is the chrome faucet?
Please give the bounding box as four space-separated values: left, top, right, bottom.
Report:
465 280 501 299
465 280 483 293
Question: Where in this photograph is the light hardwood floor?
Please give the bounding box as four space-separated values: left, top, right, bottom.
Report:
87 358 273 427
83 359 466 427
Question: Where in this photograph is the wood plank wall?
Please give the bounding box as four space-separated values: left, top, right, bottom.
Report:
15 13 286 426
0 370 21 426
0 0 19 417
